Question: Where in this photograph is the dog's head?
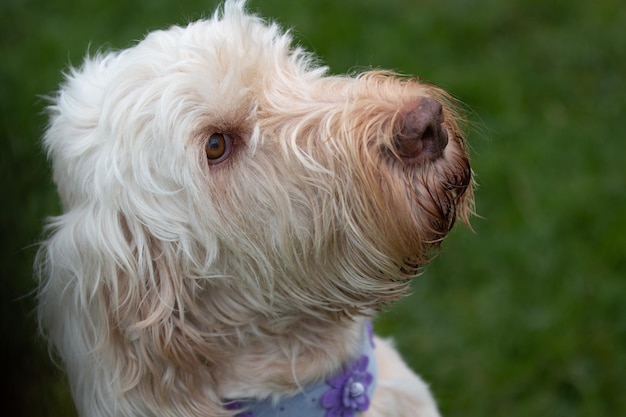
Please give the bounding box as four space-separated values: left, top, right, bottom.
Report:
38 0 472 414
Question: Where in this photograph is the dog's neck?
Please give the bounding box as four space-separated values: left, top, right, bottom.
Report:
222 319 377 417
216 317 369 397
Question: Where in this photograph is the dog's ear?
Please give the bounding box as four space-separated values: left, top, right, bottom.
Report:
37 47 228 412
36 207 224 414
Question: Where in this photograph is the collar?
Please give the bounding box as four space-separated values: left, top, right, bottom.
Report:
226 321 378 417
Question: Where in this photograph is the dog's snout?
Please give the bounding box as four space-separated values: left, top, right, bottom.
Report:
394 97 449 162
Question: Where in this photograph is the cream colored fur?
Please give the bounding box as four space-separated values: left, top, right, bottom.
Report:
366 337 441 417
36 1 473 416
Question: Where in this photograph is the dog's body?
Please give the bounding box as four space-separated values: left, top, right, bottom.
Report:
37 2 473 416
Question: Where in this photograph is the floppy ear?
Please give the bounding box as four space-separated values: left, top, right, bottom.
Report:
37 204 226 415
35 20 238 414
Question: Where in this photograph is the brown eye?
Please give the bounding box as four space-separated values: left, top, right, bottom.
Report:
205 133 233 164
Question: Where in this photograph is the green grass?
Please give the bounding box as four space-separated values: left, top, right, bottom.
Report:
2 0 625 416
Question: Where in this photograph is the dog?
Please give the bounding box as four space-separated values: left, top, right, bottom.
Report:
36 1 473 416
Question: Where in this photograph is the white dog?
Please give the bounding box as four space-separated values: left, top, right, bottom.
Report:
37 1 473 416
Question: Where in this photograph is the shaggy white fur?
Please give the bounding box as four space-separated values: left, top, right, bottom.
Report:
37 1 473 416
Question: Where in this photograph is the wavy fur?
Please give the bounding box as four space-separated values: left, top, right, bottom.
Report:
37 1 473 416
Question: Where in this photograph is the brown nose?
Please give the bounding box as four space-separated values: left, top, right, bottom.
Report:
394 97 448 162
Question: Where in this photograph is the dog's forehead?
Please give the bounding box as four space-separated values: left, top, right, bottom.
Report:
113 7 327 130
136 11 304 86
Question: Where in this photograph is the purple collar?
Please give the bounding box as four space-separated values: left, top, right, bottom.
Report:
226 321 377 417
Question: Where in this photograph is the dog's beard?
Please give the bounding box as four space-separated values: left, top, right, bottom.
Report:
400 140 473 274
411 133 473 235
372 136 472 279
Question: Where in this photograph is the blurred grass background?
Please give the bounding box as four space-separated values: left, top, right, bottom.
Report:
2 0 625 416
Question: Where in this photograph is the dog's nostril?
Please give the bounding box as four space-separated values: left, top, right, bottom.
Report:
394 97 449 162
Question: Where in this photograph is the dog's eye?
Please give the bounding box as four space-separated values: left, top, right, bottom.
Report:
205 133 233 164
